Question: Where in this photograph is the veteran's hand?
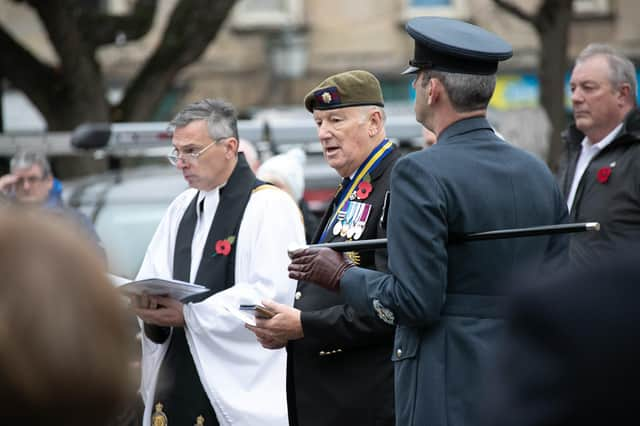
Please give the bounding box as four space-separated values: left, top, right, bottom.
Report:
288 247 354 291
134 295 185 327
246 300 304 350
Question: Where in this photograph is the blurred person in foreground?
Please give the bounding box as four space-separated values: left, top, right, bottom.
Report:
483 245 640 426
256 147 319 242
559 43 640 266
248 70 400 426
0 207 134 426
0 151 101 250
288 17 568 426
131 99 304 425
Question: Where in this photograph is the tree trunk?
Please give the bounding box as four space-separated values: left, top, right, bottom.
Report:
0 0 237 129
537 0 573 172
114 0 237 122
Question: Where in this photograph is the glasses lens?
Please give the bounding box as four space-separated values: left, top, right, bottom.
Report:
167 149 180 166
16 176 43 186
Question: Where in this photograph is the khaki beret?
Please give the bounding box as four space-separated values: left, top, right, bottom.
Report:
304 70 384 112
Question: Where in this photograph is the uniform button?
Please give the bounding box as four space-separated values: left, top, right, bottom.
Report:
295 291 302 300
396 348 402 357
319 351 326 356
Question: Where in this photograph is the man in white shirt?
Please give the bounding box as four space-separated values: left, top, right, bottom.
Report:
132 99 305 426
559 43 640 265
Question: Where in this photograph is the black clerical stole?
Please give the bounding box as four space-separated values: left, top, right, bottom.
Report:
154 154 263 425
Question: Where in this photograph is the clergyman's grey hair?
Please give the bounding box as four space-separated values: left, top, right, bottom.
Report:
170 99 239 141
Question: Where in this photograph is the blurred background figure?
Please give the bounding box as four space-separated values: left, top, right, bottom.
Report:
0 207 136 426
238 138 261 172
483 247 640 426
0 151 102 252
257 148 319 242
422 126 437 148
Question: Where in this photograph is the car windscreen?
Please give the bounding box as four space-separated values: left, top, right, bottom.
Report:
95 202 168 279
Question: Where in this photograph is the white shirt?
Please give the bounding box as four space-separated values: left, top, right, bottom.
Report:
566 123 623 212
137 185 305 426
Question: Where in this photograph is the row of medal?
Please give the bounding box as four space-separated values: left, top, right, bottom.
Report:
332 200 372 240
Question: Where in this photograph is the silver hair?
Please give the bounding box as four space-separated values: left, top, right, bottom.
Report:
169 98 239 141
358 105 387 124
576 43 637 105
10 151 51 177
421 70 496 113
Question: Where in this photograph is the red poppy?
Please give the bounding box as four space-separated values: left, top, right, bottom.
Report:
356 181 372 200
597 166 612 184
215 240 232 256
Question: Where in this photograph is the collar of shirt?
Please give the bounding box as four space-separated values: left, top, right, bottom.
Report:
196 182 227 221
581 122 623 155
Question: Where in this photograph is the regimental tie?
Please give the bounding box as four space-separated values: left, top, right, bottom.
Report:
151 402 168 426
318 139 393 243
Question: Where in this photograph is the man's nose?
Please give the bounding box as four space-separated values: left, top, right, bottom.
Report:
571 88 582 104
317 123 331 140
176 157 189 169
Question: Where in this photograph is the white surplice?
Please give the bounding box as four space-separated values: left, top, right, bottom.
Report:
136 185 305 426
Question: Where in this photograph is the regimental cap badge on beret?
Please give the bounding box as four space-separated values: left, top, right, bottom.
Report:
402 16 513 75
314 87 341 109
304 70 384 112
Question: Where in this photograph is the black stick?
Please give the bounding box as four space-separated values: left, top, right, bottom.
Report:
305 222 599 252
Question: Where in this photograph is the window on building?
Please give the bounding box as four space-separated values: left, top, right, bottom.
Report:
402 0 469 20
573 0 610 15
231 0 304 31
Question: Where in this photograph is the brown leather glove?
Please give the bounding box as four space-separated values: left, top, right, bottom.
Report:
288 247 354 292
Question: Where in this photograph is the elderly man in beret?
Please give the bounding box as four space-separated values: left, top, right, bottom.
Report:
287 17 569 426
248 70 400 426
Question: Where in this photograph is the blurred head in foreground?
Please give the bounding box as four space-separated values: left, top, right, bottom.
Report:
483 247 640 426
0 207 135 425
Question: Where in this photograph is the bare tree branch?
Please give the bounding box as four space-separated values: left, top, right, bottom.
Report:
78 0 158 48
0 25 64 123
28 0 110 126
493 0 535 25
115 0 238 121
2 0 237 128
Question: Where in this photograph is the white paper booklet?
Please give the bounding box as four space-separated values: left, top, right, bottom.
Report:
108 274 209 301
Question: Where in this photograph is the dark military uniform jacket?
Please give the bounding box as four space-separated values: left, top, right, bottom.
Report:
558 108 640 266
341 118 568 426
287 143 400 426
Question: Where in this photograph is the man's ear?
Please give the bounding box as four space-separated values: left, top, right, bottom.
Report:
618 83 632 106
368 109 383 137
428 78 440 105
225 137 239 159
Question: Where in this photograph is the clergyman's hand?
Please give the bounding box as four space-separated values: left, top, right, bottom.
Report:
288 247 354 292
134 295 185 327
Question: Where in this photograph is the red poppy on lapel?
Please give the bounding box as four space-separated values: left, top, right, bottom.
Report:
213 236 236 256
356 181 372 200
597 167 612 184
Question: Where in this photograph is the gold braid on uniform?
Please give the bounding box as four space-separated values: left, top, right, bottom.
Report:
345 251 361 265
